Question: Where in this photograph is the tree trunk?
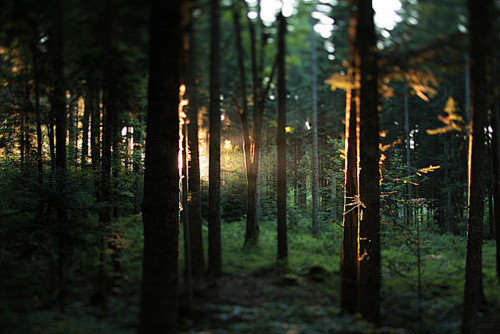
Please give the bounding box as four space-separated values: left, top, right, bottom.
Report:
276 12 287 261
182 122 193 304
404 83 412 224
48 119 56 174
208 0 222 278
340 0 359 315
356 0 381 324
32 46 43 184
68 91 77 165
492 102 500 280
461 0 492 332
232 3 258 247
133 114 144 214
139 0 182 332
311 15 319 235
49 0 67 313
89 84 100 170
186 17 205 277
81 85 90 167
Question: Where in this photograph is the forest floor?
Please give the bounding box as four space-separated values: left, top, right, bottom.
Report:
2 215 500 333
178 266 500 334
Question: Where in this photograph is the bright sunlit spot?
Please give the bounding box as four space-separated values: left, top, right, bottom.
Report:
178 84 189 177
373 0 402 30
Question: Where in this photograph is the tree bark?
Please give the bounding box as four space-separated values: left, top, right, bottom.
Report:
208 0 222 278
48 0 68 313
311 15 319 235
32 46 43 184
404 83 413 224
139 0 182 332
133 114 144 214
356 0 381 324
461 0 492 332
186 14 205 277
89 84 100 170
340 0 359 315
492 102 500 280
81 85 90 167
277 12 287 261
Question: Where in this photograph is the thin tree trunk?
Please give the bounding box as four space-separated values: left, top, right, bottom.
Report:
492 102 500 280
208 0 222 278
48 119 56 174
133 114 144 214
32 47 43 184
311 15 319 235
276 11 287 261
356 0 381 324
340 0 359 315
139 0 182 332
182 122 193 304
89 83 100 170
404 83 412 224
186 14 205 277
233 3 258 247
49 0 67 313
461 0 492 332
81 86 90 167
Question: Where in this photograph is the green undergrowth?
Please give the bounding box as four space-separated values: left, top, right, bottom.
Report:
1 210 499 333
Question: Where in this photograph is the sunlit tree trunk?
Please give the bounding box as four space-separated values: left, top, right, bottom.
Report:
139 0 182 332
340 0 359 315
461 0 492 332
81 86 90 167
356 0 381 324
68 91 77 165
277 11 287 261
310 15 319 236
208 0 222 278
133 114 144 214
48 118 56 174
89 83 100 171
186 8 205 277
233 1 274 248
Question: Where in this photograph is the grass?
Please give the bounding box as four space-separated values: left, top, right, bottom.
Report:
1 212 499 333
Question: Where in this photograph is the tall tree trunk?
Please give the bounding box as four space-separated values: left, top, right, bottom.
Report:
182 121 193 304
68 91 77 165
81 85 90 167
404 83 412 224
232 3 255 246
20 112 25 167
356 0 381 324
48 0 67 313
208 0 222 278
276 11 287 261
340 0 359 315
186 15 205 277
32 47 43 184
310 15 319 235
133 114 144 214
492 102 500 280
89 83 100 170
461 0 492 332
139 0 182 332
48 119 56 174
